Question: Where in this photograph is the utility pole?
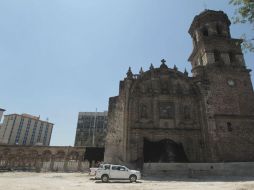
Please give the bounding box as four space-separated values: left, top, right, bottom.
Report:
92 108 97 147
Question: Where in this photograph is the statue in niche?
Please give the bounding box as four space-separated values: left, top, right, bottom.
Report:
159 102 174 119
161 81 169 94
145 83 153 94
140 85 146 94
184 106 191 120
140 104 148 119
176 83 183 94
135 85 143 96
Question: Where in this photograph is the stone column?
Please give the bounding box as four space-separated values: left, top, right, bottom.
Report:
77 156 83 172
50 156 55 171
63 157 68 172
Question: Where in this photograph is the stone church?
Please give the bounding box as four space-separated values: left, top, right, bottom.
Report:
104 10 254 167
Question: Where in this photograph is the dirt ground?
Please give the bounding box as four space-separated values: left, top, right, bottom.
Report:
0 172 254 190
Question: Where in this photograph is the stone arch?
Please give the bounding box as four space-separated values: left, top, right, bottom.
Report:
143 138 188 163
55 151 65 161
202 27 208 36
1 148 10 158
15 148 24 155
28 150 39 166
42 150 52 162
0 148 11 166
14 149 25 166
68 151 79 161
30 150 39 157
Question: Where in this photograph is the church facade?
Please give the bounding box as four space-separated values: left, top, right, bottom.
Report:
104 10 254 167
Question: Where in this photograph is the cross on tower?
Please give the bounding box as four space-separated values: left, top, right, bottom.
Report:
161 59 166 64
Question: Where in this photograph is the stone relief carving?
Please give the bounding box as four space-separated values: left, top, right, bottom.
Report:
140 104 148 119
184 105 191 120
161 81 169 94
159 102 174 119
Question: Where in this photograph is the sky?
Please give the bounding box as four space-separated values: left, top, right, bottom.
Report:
0 0 253 146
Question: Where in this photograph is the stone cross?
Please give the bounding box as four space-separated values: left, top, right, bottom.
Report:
161 59 166 64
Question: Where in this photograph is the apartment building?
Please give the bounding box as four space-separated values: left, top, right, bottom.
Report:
0 113 53 146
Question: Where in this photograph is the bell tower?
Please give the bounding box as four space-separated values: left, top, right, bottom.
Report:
187 10 254 162
188 10 246 76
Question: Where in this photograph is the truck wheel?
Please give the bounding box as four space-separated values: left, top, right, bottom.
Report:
101 174 109 183
129 175 137 183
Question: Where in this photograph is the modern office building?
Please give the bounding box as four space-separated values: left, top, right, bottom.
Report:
74 111 107 147
0 113 53 146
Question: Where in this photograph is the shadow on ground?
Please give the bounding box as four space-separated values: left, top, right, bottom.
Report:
95 181 142 184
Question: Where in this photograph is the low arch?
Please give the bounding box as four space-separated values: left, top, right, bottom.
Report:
42 150 52 162
55 151 65 161
68 151 79 161
143 138 188 163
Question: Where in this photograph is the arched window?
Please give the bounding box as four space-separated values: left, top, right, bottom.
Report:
227 122 233 132
214 50 221 62
193 35 197 46
202 27 208 36
229 52 236 63
216 24 222 35
42 150 52 162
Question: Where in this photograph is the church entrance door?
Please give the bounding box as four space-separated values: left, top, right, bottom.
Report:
143 138 188 163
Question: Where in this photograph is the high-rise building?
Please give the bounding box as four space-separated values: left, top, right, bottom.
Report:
0 113 53 146
0 108 6 133
0 108 5 122
74 111 107 147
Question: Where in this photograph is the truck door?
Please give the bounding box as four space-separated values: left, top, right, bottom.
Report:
110 165 129 179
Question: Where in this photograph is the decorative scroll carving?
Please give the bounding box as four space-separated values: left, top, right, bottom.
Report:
159 102 174 119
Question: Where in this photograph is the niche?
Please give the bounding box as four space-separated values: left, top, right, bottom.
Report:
214 50 221 62
227 122 233 132
216 24 222 35
202 27 209 36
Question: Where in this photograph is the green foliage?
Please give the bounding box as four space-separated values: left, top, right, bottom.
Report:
229 0 254 52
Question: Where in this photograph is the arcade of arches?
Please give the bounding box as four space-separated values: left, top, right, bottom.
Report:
0 145 87 172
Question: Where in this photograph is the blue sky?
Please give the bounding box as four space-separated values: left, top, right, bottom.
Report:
0 0 253 146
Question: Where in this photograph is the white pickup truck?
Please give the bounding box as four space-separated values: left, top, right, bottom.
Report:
95 164 141 183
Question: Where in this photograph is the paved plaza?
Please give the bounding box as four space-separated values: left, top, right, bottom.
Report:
0 172 254 190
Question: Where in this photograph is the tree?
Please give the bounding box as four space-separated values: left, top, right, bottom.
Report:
229 0 254 52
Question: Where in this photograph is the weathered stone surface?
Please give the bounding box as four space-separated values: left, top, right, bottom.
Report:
104 10 254 167
0 145 86 172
